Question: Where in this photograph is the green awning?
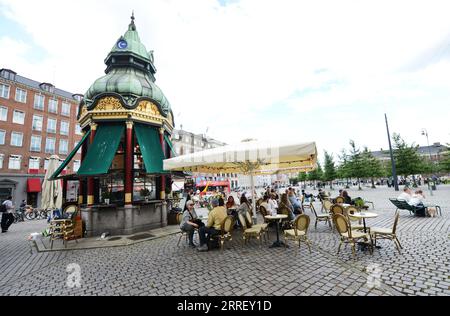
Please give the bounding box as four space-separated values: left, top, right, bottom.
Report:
50 130 91 180
77 124 125 176
135 123 167 174
164 134 177 157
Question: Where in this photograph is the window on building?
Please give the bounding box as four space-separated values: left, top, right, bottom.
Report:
73 160 81 172
59 139 68 155
41 83 54 93
75 124 82 135
0 154 3 169
34 94 45 110
12 110 25 124
61 102 70 116
0 130 5 145
0 106 7 121
15 88 27 103
0 70 16 81
29 157 40 170
0 84 10 99
10 132 23 147
8 155 21 170
48 98 58 113
45 137 56 154
60 121 69 136
32 115 43 131
30 135 42 152
44 159 50 170
47 118 57 133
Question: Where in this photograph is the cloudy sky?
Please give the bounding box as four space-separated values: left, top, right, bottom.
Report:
1 0 449 162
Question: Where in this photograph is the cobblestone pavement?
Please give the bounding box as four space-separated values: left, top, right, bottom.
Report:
0 185 448 296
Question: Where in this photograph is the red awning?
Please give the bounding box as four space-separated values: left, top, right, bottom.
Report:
27 179 41 193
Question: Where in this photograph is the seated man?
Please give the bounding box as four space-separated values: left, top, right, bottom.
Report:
288 190 302 214
397 187 412 202
197 199 227 252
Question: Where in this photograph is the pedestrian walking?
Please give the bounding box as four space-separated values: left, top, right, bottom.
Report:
1 196 15 233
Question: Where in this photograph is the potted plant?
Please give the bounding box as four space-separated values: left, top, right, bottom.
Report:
102 191 111 205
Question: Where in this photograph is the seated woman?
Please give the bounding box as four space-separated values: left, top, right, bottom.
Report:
279 193 296 221
410 190 436 217
342 191 353 205
226 196 237 210
180 201 201 248
237 195 252 217
260 195 276 216
269 194 278 214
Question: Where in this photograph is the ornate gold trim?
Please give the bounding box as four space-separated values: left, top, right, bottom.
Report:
87 195 94 205
95 97 125 111
126 121 134 129
125 193 132 203
78 196 83 204
160 191 166 200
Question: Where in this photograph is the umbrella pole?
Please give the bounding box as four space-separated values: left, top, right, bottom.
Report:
251 172 257 224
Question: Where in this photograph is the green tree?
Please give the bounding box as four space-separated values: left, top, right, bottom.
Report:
323 151 337 189
298 172 308 189
337 149 352 188
438 147 450 173
308 161 323 189
348 140 365 190
361 147 384 188
393 134 426 186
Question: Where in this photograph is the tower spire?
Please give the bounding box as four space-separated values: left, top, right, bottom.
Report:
129 11 136 31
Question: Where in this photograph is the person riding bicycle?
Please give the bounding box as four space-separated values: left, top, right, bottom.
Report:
20 200 34 217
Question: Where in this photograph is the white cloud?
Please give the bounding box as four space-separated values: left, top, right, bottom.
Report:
1 0 449 161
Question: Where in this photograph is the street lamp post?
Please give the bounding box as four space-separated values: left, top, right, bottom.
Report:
385 114 399 191
421 129 434 196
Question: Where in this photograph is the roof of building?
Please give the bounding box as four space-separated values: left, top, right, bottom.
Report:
372 143 448 158
83 14 171 115
0 68 81 102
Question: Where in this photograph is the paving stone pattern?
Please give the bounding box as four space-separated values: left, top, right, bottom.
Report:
0 185 448 296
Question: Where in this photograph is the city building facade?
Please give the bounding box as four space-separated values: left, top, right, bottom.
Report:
0 68 83 207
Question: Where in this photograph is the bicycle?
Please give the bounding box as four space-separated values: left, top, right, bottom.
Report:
13 209 25 223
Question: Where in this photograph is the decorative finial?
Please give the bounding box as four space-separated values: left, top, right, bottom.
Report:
129 11 136 31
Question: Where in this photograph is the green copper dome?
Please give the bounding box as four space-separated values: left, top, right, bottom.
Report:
83 14 171 115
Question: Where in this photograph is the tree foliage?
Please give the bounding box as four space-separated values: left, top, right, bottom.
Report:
323 151 337 189
393 134 426 177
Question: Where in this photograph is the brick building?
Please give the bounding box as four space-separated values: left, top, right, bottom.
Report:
0 68 83 208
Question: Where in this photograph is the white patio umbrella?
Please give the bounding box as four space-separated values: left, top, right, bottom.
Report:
41 155 63 212
163 140 318 221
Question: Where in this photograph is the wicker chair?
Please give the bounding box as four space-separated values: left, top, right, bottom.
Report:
278 206 293 230
346 206 365 232
330 204 345 217
301 196 315 214
333 214 373 259
321 200 333 214
335 196 345 204
216 216 236 252
257 206 271 241
370 211 402 254
284 215 312 253
311 204 332 229
238 212 263 246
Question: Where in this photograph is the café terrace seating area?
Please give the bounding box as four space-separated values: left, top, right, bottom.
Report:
175 192 420 260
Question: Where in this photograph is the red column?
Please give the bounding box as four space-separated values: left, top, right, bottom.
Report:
87 123 97 206
125 121 134 205
78 131 88 205
159 128 166 200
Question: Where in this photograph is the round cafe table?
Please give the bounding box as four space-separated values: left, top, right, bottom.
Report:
348 211 379 251
348 212 378 233
264 215 288 248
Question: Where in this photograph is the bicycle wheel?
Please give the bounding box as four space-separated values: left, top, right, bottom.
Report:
26 212 35 220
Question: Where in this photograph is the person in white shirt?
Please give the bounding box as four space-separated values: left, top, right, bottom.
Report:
260 195 275 216
397 187 412 202
268 194 278 215
410 190 436 217
1 196 15 233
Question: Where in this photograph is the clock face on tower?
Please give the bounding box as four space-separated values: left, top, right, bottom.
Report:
117 40 128 49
